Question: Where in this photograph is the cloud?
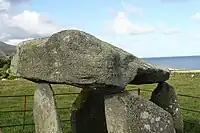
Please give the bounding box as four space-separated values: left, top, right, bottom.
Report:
6 0 30 4
0 0 29 13
5 38 33 45
121 1 143 15
0 0 29 11
0 0 64 45
107 2 153 35
191 13 200 21
9 10 63 35
0 0 10 11
189 33 200 40
158 24 180 34
112 12 154 35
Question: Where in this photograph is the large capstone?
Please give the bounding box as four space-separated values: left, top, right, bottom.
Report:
11 30 169 91
33 83 63 133
105 91 176 133
150 82 183 133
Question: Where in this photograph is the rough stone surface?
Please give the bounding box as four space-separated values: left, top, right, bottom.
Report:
33 83 63 133
105 91 175 133
70 90 107 133
150 82 183 133
11 30 169 90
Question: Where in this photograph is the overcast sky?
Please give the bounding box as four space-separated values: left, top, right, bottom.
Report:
0 0 200 57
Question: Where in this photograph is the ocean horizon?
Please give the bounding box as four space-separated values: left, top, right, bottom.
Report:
142 55 200 70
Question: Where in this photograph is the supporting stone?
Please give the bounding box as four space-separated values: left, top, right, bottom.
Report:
33 83 63 133
150 82 184 133
70 89 107 133
105 91 175 133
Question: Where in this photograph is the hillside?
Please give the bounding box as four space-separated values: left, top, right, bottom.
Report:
0 41 16 58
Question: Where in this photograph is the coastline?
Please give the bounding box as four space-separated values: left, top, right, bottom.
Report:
168 68 200 73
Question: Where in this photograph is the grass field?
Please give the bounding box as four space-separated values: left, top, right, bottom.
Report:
0 72 200 133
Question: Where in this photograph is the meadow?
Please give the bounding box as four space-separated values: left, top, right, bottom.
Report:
0 72 200 133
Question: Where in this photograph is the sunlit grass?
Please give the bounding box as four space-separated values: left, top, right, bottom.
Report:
0 73 200 133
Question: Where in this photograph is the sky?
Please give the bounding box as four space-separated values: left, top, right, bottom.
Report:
0 0 200 58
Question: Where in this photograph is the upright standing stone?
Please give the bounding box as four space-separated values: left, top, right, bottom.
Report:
150 82 183 133
105 91 175 133
33 83 63 133
70 89 107 133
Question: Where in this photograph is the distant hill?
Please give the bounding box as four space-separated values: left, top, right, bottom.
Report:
0 41 16 58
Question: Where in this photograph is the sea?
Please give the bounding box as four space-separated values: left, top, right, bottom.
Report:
142 55 200 70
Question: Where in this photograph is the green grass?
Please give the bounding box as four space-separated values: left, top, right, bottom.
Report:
0 73 200 133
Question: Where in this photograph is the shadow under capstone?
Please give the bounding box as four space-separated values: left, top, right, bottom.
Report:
70 90 108 133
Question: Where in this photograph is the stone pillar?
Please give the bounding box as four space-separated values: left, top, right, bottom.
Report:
33 83 63 133
70 90 108 133
150 82 183 133
105 91 175 133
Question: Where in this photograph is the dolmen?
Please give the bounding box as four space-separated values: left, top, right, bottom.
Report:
10 29 183 133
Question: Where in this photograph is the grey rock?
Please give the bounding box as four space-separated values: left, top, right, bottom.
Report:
11 30 169 91
33 83 63 133
150 82 183 133
70 90 107 133
10 37 49 75
105 91 175 133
